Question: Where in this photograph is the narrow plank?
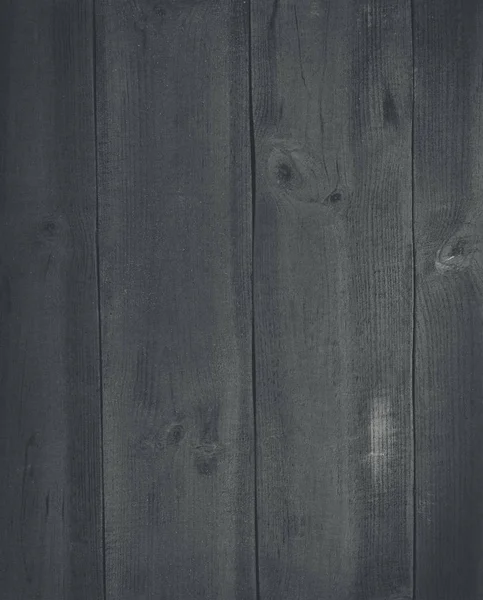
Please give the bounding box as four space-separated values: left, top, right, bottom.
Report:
251 1 414 598
95 1 256 598
414 2 483 599
0 1 103 598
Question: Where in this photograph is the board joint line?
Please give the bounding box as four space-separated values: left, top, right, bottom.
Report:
410 0 417 597
248 0 261 598
92 2 107 598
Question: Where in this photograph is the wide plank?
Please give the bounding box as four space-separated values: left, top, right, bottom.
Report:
95 1 256 598
251 0 414 598
0 1 103 598
414 1 483 598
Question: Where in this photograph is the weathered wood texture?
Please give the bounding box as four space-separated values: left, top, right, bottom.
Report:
0 1 104 598
251 1 414 598
414 1 483 599
4 1 483 598
95 1 256 598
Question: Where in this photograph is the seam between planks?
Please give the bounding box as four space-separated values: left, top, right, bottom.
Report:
410 0 417 597
92 1 107 598
247 0 261 598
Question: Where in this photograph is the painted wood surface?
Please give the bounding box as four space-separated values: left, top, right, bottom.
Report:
414 1 483 599
0 1 104 598
2 0 483 598
95 1 256 598
250 1 414 598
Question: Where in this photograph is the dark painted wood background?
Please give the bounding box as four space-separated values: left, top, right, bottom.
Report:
1 0 482 599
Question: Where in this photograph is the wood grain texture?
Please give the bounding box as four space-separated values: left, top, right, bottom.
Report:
95 1 256 598
251 1 414 598
414 2 483 599
0 1 104 598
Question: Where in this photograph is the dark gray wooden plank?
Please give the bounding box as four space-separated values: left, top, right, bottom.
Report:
0 1 103 598
251 1 414 598
414 2 483 598
95 1 256 598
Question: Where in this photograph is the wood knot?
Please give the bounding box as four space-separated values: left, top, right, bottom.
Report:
32 214 71 277
166 423 185 446
41 220 57 237
133 429 163 456
324 190 344 206
193 442 224 476
321 186 349 215
35 214 69 248
266 139 328 205
273 157 304 191
435 235 476 273
382 87 399 129
38 216 66 242
328 192 341 203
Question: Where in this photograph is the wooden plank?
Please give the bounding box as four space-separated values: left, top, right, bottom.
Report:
414 2 483 598
0 1 103 598
251 1 414 598
95 1 256 598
